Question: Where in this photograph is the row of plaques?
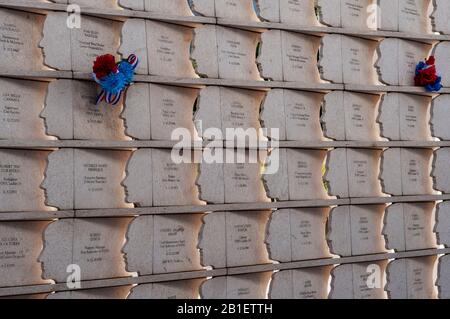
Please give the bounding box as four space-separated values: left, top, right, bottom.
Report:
1 206 450 288
3 77 450 141
28 0 450 35
1 239 450 300
3 8 450 85
0 148 449 212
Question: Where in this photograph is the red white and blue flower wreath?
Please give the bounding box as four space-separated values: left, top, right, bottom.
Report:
414 56 442 92
92 54 139 105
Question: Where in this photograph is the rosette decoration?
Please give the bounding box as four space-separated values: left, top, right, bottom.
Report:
92 54 139 105
414 56 442 92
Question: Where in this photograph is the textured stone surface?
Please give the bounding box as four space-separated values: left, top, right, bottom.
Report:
383 202 436 252
0 221 51 287
328 205 386 257
320 34 378 84
435 201 450 247
128 279 204 299
0 150 50 212
317 0 376 30
40 218 132 283
378 93 432 141
0 78 48 140
200 272 272 299
386 256 437 299
266 208 331 262
322 91 382 141
198 150 269 204
380 148 434 196
330 261 388 299
269 266 332 299
325 148 383 198
431 95 450 140
0 8 45 71
199 210 270 268
44 80 128 140
376 38 432 86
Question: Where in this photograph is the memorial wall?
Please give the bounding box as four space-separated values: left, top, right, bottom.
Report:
0 0 450 299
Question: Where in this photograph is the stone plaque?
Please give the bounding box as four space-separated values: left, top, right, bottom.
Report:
257 30 283 81
330 261 388 299
266 208 331 262
319 34 378 84
327 205 386 257
43 80 128 140
264 148 329 201
435 201 450 247
48 286 132 299
269 266 332 299
123 149 153 207
119 19 148 75
198 149 269 204
40 218 132 283
383 202 436 252
379 0 432 33
128 279 204 299
149 84 198 140
0 221 51 287
386 256 437 299
322 91 382 141
317 0 376 30
74 149 131 209
433 41 450 88
0 78 48 140
432 147 450 193
68 0 121 9
217 26 262 80
119 0 145 10
191 25 219 78
199 210 271 268
0 150 50 212
200 272 272 299
378 93 432 141
122 83 152 140
376 38 432 86
41 12 121 72
122 215 154 275
380 148 434 196
153 214 203 274
71 16 121 73
214 0 260 21
261 89 325 141
432 0 450 34
152 149 202 206
124 214 204 275
195 86 264 140
190 0 216 16
42 149 132 210
431 94 450 140
0 8 45 71
279 0 319 26
437 254 450 299
258 31 321 82
145 0 194 15
146 20 197 77
256 0 280 22
324 148 383 198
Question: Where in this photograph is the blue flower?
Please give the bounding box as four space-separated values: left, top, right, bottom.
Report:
424 76 442 92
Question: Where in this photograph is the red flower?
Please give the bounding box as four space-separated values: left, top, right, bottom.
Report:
93 54 118 79
426 56 435 65
415 65 438 86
